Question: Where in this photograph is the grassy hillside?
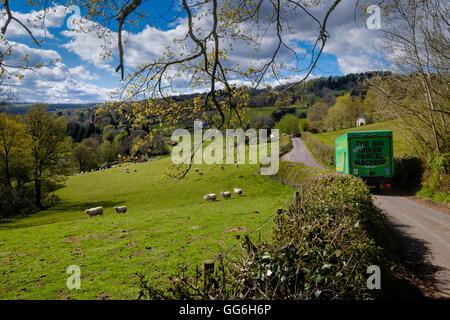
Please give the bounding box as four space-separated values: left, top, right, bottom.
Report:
0 157 293 299
315 121 412 156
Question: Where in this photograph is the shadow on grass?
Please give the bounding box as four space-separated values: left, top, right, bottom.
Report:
50 200 124 212
0 200 124 230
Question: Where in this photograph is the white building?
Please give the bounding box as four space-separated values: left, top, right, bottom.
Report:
356 115 366 127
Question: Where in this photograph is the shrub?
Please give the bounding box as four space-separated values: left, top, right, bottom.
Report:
0 186 35 219
419 152 450 205
393 155 424 192
275 114 301 136
298 118 311 132
279 136 293 157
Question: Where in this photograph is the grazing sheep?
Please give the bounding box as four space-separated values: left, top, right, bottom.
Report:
233 187 242 196
198 171 203 175
203 193 217 201
133 168 137 172
194 168 200 172
220 191 232 199
84 206 104 217
220 165 224 170
114 206 127 213
234 164 239 168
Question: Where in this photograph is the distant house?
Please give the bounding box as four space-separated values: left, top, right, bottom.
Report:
356 115 366 127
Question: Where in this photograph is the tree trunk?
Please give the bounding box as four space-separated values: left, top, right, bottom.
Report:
34 178 42 209
4 161 11 189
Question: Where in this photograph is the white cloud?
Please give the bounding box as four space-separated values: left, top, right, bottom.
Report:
3 44 112 103
60 17 118 73
286 0 386 74
0 5 69 39
1 41 60 66
69 65 100 81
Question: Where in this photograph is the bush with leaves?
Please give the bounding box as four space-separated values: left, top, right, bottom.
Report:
275 114 301 136
419 152 450 205
393 155 424 192
0 185 35 219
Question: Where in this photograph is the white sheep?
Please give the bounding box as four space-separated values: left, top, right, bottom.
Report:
234 164 239 168
114 206 127 213
233 187 242 196
220 191 231 199
194 168 200 172
198 171 203 175
203 193 217 201
84 206 104 217
133 168 136 172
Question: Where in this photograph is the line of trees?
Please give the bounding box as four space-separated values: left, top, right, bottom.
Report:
0 105 66 217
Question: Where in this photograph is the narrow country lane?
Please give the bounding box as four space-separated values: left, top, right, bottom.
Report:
283 137 450 298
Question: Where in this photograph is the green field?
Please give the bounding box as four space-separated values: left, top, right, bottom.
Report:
316 121 412 156
245 105 308 120
0 157 293 299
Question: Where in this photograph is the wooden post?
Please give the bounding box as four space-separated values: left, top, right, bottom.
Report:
203 260 215 275
203 260 215 294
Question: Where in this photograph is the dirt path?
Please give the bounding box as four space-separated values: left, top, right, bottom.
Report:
284 137 450 298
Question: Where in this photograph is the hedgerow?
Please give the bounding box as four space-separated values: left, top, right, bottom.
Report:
301 132 334 169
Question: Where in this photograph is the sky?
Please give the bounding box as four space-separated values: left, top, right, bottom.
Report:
1 0 387 104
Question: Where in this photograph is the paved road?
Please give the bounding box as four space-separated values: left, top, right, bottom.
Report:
281 138 325 169
284 137 450 298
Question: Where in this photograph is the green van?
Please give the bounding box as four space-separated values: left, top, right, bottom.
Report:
335 130 394 190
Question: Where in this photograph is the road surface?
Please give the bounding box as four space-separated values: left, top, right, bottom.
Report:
281 138 325 169
283 137 450 298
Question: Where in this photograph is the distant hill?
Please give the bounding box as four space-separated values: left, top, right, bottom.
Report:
1 103 98 114
1 71 389 115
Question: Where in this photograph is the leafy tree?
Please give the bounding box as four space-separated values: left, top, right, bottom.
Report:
114 130 131 156
307 102 329 129
0 114 29 188
102 125 117 143
250 115 275 130
24 105 66 208
71 144 99 172
367 0 449 157
100 141 117 163
298 118 311 132
275 114 300 136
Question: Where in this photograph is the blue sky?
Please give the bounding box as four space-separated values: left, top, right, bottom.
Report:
1 0 386 103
